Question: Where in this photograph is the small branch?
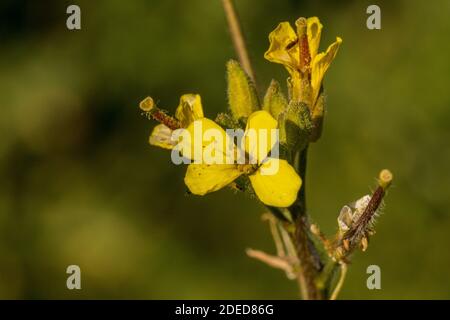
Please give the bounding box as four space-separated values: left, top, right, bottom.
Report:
330 263 347 300
221 0 256 83
246 248 295 279
337 169 393 260
262 213 286 258
280 226 298 260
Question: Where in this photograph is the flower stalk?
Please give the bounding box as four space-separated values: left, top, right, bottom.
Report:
222 0 256 83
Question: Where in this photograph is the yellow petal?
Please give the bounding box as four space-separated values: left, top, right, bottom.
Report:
149 124 176 149
264 22 299 73
311 37 342 106
184 163 242 195
306 17 323 59
181 118 234 163
249 158 302 207
244 111 278 164
175 94 204 127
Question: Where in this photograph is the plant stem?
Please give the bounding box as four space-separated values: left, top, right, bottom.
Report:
221 1 326 299
330 263 347 300
221 0 256 83
291 147 325 300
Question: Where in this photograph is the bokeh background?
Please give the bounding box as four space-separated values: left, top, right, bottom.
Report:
1 0 449 299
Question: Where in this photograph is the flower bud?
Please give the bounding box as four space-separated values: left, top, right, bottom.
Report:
263 79 288 120
226 60 260 120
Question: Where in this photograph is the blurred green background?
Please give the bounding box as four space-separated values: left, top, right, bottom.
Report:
1 0 449 299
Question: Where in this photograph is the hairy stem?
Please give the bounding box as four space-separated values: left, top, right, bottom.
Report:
221 0 256 83
291 147 325 300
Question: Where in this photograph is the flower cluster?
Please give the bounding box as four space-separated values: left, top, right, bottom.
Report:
139 14 392 300
140 16 341 209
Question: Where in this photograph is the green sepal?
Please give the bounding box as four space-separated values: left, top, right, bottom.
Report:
310 92 326 142
279 101 313 152
232 175 255 195
215 112 243 130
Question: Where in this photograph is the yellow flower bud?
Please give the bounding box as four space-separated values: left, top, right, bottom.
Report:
226 60 260 120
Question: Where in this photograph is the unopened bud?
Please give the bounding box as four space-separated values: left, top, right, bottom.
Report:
226 60 260 120
263 79 288 120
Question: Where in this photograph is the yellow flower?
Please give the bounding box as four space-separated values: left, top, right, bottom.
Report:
264 17 342 108
184 110 302 207
141 94 204 150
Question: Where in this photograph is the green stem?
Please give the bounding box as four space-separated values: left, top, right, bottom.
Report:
290 147 325 299
330 263 347 300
